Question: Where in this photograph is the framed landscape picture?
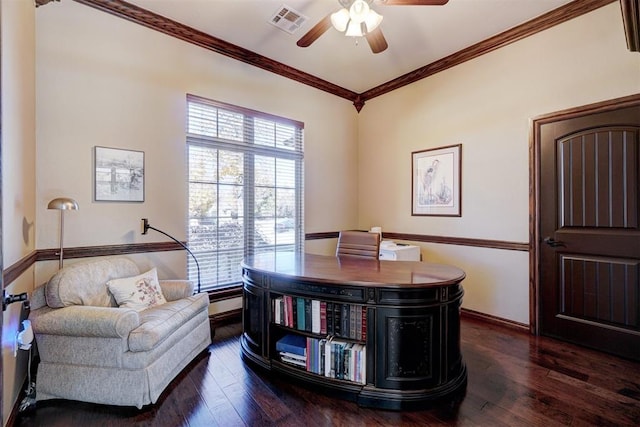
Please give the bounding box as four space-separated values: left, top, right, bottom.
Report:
94 146 145 202
412 144 461 216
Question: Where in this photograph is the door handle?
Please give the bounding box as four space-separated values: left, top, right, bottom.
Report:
543 237 565 247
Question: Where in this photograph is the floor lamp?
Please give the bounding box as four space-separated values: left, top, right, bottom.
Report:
48 197 79 269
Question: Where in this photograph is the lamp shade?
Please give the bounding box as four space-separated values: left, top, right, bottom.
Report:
47 198 79 210
330 8 350 32
349 0 370 24
345 20 364 37
364 9 383 32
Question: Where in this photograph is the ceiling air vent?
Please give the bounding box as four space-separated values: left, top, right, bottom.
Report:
269 5 308 34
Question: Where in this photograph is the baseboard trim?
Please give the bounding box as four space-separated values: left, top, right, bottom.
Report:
211 308 242 326
461 308 529 333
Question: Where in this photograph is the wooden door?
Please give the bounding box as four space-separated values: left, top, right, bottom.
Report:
536 96 640 360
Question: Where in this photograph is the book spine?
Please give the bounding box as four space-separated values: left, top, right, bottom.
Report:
312 300 321 334
280 299 285 325
319 338 326 376
344 343 352 381
349 305 356 339
337 343 344 380
341 304 349 338
355 305 361 340
333 343 340 379
284 295 291 327
304 298 312 332
360 345 367 384
327 302 334 335
281 355 306 368
286 295 294 327
295 297 304 330
275 297 282 325
333 303 341 336
276 341 306 356
279 351 305 361
324 338 333 377
361 306 367 340
319 301 327 335
314 338 320 374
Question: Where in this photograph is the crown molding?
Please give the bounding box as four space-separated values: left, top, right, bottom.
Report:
71 0 360 107
361 0 617 101
44 0 617 111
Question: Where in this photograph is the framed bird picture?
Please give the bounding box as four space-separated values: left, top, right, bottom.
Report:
412 144 461 216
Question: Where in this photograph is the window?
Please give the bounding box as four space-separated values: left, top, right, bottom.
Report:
187 95 304 291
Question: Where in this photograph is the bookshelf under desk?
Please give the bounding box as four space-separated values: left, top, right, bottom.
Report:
240 252 467 410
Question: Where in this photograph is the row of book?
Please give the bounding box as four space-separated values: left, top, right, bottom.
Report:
272 295 367 341
275 333 367 384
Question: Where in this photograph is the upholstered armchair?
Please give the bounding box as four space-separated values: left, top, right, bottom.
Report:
29 257 211 408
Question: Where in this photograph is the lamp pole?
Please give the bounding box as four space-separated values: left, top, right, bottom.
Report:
47 198 79 269
141 218 202 293
58 210 65 269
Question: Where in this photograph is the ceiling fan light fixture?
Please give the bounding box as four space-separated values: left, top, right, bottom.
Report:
364 9 383 32
328 0 383 39
330 8 350 32
345 20 364 37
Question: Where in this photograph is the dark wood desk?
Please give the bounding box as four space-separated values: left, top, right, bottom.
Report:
241 252 467 410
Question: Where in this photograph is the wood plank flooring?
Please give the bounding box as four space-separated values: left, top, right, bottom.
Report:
13 318 640 426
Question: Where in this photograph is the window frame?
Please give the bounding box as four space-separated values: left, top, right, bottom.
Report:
186 94 304 294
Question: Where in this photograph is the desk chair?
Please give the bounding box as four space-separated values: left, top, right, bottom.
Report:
336 230 381 259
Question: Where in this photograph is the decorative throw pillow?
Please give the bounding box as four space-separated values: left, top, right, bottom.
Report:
106 268 167 310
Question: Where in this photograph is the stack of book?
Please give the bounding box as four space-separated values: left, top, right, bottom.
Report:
273 296 367 340
321 337 366 384
275 333 367 384
275 334 307 368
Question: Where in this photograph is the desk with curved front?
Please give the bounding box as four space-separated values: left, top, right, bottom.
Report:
240 252 467 410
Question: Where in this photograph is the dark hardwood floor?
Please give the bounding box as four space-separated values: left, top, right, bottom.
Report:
14 318 640 426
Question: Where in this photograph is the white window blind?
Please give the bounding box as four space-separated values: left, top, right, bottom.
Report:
187 94 304 291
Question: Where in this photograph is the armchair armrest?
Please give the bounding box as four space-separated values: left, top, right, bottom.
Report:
159 280 195 301
30 305 140 338
30 284 47 310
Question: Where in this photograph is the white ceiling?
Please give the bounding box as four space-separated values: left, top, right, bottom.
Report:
126 0 574 93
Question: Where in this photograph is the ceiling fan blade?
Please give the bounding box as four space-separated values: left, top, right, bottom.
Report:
382 0 449 5
297 14 333 48
365 27 388 54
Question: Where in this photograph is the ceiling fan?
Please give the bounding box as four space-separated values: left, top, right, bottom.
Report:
297 0 449 54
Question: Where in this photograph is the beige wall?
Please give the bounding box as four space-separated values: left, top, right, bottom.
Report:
1 0 37 423
34 1 359 284
358 3 640 323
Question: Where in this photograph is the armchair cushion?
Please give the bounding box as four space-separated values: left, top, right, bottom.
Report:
158 279 195 301
46 258 140 308
30 305 140 338
128 293 208 352
106 268 167 311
